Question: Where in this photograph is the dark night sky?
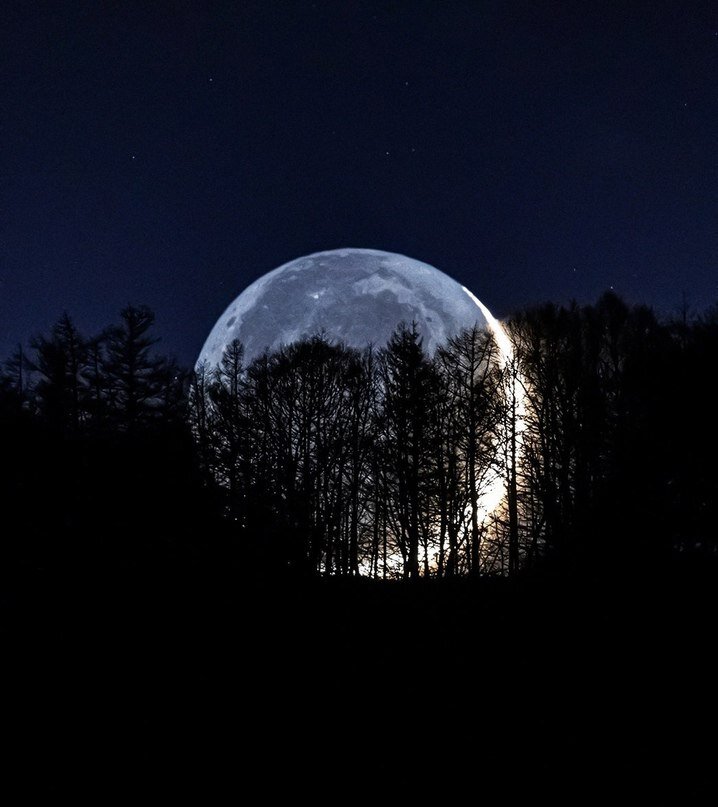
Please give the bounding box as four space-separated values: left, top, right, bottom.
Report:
1 1 716 366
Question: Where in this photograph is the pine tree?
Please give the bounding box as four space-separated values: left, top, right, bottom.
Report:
103 305 169 432
30 314 87 432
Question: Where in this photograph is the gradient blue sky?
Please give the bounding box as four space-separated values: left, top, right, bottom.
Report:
2 1 716 364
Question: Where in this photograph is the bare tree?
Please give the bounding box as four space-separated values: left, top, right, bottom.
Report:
379 323 437 579
437 326 503 575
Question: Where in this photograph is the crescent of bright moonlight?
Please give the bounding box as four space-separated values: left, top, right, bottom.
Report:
197 248 510 369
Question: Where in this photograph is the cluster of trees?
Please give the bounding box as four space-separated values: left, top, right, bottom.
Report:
0 306 193 571
1 306 184 433
512 295 717 568
2 292 716 578
191 292 718 578
192 323 507 578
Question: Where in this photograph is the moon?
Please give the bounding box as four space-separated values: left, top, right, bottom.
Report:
197 248 500 369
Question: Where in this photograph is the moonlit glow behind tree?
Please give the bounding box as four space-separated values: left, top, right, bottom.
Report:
195 250 529 577
462 286 527 538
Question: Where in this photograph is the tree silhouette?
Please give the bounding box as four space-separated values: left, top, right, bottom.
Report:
103 305 177 432
379 322 437 579
29 313 87 432
436 326 503 575
4 291 717 579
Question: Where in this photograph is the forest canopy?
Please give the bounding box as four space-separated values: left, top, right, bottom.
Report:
1 293 716 578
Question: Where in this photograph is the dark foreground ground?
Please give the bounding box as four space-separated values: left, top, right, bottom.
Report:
3 551 717 799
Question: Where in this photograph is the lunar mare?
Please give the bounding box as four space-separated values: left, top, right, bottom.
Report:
197 248 495 369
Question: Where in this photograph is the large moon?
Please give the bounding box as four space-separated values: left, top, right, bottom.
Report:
197 248 501 369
